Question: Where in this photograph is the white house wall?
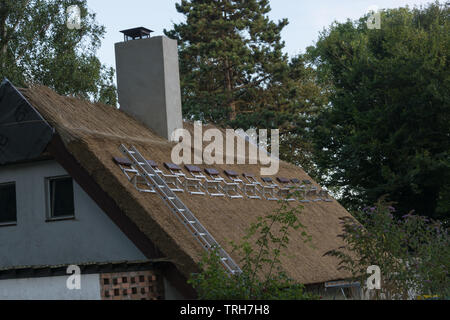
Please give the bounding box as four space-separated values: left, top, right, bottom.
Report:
0 274 101 300
0 160 146 268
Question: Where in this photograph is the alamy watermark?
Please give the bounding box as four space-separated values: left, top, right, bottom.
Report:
66 5 81 30
170 121 280 175
367 5 381 30
66 265 81 290
366 265 381 290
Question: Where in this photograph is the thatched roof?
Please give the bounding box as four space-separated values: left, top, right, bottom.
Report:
19 85 353 285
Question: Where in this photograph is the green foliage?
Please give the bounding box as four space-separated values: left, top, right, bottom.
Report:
165 0 288 123
188 191 317 300
0 0 116 105
326 199 450 299
307 2 450 220
165 1 323 171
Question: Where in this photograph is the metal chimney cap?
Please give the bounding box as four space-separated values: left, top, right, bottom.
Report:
120 27 154 41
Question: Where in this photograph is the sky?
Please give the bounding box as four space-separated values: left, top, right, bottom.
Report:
86 0 440 70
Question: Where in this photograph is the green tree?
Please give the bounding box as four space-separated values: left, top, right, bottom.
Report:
189 192 317 300
0 0 116 105
165 0 324 171
165 0 288 123
307 2 450 220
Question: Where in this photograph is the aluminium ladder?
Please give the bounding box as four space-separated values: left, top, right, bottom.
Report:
119 144 242 276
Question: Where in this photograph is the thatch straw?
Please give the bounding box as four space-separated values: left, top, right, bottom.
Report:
20 85 353 284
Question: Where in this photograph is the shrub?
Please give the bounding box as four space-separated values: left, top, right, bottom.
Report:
326 199 449 299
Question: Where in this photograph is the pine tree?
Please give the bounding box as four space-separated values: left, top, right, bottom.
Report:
165 0 324 172
165 0 289 124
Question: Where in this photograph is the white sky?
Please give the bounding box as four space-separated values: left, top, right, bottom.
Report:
86 0 441 69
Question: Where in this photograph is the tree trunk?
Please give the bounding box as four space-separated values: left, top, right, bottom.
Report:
1 33 7 69
224 58 236 120
0 4 8 70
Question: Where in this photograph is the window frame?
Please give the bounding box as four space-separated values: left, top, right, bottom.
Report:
45 175 75 222
0 181 17 227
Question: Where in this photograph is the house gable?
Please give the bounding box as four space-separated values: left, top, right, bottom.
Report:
0 159 147 267
0 81 196 299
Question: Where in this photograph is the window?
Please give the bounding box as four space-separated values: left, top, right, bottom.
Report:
47 176 74 220
0 182 17 225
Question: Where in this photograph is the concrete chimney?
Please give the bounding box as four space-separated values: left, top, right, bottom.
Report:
115 27 183 140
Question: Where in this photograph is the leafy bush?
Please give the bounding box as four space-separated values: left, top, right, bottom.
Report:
326 199 449 299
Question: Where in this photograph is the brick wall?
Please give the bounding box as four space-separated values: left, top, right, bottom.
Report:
100 270 163 300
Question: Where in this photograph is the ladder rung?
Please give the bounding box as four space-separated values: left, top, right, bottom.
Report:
138 189 156 193
190 192 205 195
210 193 225 197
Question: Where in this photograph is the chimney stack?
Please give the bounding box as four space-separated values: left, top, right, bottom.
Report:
115 27 183 140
